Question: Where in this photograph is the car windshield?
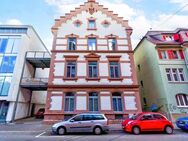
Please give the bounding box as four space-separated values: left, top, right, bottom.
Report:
130 113 142 120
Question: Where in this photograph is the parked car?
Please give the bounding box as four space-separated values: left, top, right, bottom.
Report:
176 117 188 131
122 112 174 135
35 108 45 118
52 113 109 135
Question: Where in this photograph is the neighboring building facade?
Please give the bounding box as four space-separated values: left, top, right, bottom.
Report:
45 0 141 123
0 25 50 123
134 28 188 121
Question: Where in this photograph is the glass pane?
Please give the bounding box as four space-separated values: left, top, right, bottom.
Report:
113 98 117 111
115 66 120 78
89 20 95 29
70 98 74 111
89 98 93 111
5 39 14 53
65 98 69 111
1 77 11 96
110 66 114 78
71 66 76 77
118 98 122 111
108 39 116 50
66 66 71 77
0 56 9 73
68 38 76 50
0 39 8 53
12 39 20 53
94 98 98 111
0 77 4 95
88 38 96 50
7 56 17 73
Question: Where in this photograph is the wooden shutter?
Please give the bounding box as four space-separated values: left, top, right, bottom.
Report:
179 50 184 59
157 49 162 59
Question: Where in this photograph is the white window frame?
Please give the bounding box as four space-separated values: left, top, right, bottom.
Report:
176 94 188 107
161 50 168 59
166 68 186 82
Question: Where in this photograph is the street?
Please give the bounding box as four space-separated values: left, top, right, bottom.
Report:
0 118 188 141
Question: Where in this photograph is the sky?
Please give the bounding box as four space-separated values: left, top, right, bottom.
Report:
0 0 188 50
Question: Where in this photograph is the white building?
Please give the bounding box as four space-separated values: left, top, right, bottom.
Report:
45 0 141 123
0 25 50 123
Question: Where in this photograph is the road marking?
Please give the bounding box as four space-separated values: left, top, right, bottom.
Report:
35 132 46 138
0 131 41 133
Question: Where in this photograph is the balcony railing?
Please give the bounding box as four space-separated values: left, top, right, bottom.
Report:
20 77 48 90
25 51 51 68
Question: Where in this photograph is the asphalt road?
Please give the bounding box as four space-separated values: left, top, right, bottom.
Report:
0 118 188 141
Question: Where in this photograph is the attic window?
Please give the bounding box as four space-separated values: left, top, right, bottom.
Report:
162 34 180 41
73 20 82 27
101 20 110 28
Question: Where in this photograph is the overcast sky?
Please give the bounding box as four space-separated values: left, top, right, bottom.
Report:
0 0 188 50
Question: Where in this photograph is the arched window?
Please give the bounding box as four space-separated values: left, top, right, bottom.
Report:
89 92 98 111
112 92 123 111
176 94 188 107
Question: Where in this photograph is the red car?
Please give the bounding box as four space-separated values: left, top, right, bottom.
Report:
122 112 174 135
35 108 45 118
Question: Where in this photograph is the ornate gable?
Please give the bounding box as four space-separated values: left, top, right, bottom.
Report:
52 0 132 34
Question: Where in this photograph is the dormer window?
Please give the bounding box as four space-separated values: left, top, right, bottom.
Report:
88 19 96 29
102 20 110 28
73 20 82 27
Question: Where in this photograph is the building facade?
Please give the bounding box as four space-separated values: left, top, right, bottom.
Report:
45 0 141 123
134 28 188 121
0 25 50 123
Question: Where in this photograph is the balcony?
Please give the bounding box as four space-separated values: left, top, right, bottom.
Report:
20 77 48 90
26 51 51 68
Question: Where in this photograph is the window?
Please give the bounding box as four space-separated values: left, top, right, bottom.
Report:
140 114 153 120
176 94 188 107
88 38 96 50
88 62 98 78
0 39 8 53
68 38 76 50
172 68 179 81
161 51 168 59
0 38 20 54
140 81 144 87
66 62 76 78
93 115 105 120
112 92 123 112
64 92 75 111
88 20 96 29
165 68 186 82
0 28 27 34
166 69 172 81
108 38 117 51
89 92 98 112
0 76 12 96
0 56 17 73
172 51 179 59
72 115 83 121
153 114 165 120
178 68 185 81
109 62 120 78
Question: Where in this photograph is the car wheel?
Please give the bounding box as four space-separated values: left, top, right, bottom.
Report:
57 127 66 135
93 127 102 135
132 126 140 135
165 126 173 134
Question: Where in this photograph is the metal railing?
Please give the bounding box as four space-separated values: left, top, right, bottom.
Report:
21 77 48 86
26 51 51 59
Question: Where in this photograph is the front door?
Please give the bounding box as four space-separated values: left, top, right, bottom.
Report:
0 101 9 123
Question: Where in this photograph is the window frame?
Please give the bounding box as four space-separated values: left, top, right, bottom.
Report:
88 19 96 30
176 94 188 107
112 94 123 112
68 37 77 51
108 38 117 51
88 92 99 112
165 68 186 82
88 38 97 51
88 61 98 78
65 61 77 79
64 92 75 112
109 61 121 79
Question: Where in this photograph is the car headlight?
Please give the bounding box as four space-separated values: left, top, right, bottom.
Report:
127 121 133 125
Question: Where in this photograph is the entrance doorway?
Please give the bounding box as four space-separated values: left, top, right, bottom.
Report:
0 101 9 123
